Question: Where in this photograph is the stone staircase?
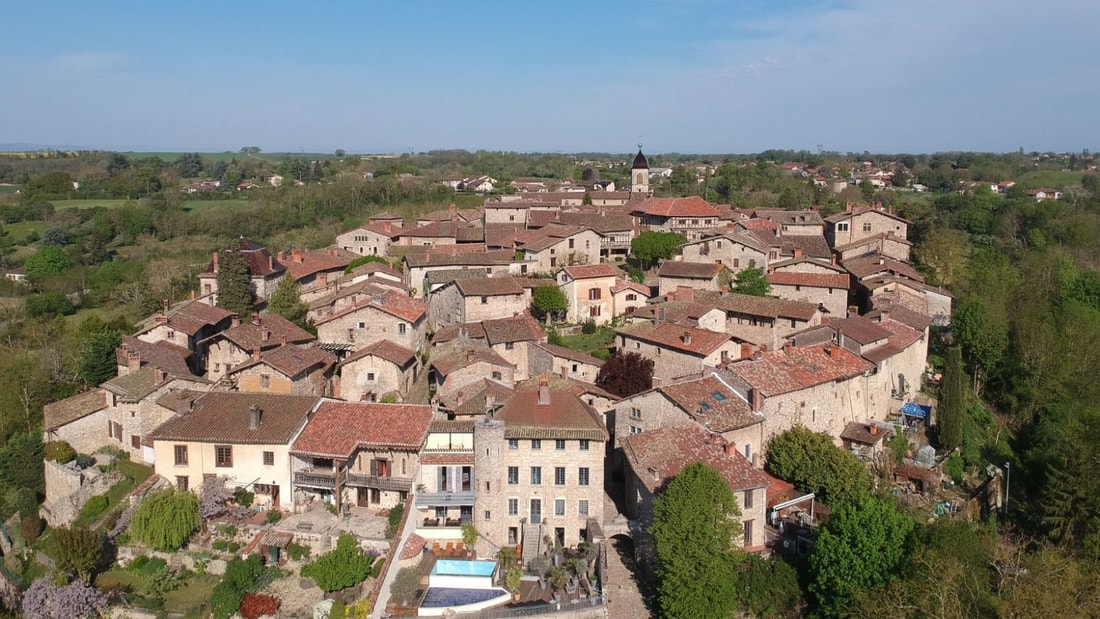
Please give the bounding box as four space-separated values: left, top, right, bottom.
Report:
521 523 543 565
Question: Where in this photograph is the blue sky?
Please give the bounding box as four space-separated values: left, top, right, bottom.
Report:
2 1 1097 154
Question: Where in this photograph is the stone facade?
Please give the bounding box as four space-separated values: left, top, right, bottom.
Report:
231 363 331 397
827 207 909 247
680 235 767 274
337 355 418 402
336 225 400 257
428 282 528 329
41 461 123 527
520 229 602 275
315 304 427 353
45 404 110 456
617 330 740 384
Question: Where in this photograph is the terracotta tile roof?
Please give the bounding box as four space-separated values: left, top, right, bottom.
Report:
730 343 873 398
103 366 198 402
481 314 545 345
518 225 589 252
356 222 403 239
779 235 832 259
432 321 488 345
630 301 719 326
495 388 608 441
227 344 336 378
308 280 391 311
514 373 617 401
280 248 355 281
453 277 524 297
431 345 514 377
541 212 633 234
611 279 651 296
834 231 913 252
44 388 107 430
620 424 770 493
825 204 910 225
399 220 479 240
117 337 193 376
202 238 285 278
426 268 490 286
658 374 759 433
827 316 893 346
339 340 417 369
702 291 821 322
417 206 483 224
617 322 733 357
314 289 427 325
864 306 932 332
658 261 722 279
139 299 236 337
842 253 924 282
767 271 850 289
562 264 618 280
440 379 515 416
533 343 605 367
290 401 432 457
404 250 515 268
429 419 476 433
203 315 315 351
748 209 824 227
634 196 721 218
865 315 924 353
400 534 427 561
148 392 321 444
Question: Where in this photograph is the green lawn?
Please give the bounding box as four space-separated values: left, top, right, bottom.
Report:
1016 169 1085 188
50 199 132 210
162 573 219 616
3 220 47 240
556 326 617 355
73 460 153 530
0 184 21 194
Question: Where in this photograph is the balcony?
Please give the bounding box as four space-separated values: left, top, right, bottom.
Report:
344 473 413 492
415 490 476 509
294 470 338 489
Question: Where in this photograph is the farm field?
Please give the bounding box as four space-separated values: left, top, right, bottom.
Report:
124 151 343 162
1015 169 1085 187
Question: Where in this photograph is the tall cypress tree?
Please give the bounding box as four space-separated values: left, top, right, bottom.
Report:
216 250 253 316
938 346 966 451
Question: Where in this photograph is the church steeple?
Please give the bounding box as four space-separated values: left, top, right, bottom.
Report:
631 145 650 194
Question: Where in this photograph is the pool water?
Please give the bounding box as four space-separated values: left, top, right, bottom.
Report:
421 587 510 608
431 559 498 577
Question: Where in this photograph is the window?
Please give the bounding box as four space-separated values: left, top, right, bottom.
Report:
508 498 519 516
744 489 754 509
507 466 519 485
358 321 366 329
398 323 407 335
579 499 590 517
744 443 752 461
837 222 850 232
174 445 188 465
744 520 754 546
555 499 566 517
260 374 270 390
484 510 491 520
626 293 636 301
568 239 575 249
630 426 642 434
131 435 140 449
176 476 189 491
579 440 589 451
215 445 233 468
589 306 600 317
481 296 488 304
555 467 566 486
435 506 446 519
630 407 641 420
531 439 541 450
588 288 601 300
791 319 797 328
530 467 542 485
263 451 275 466
733 258 740 268
366 372 376 382
112 422 122 440
579 467 590 486
505 342 514 350
508 439 518 450
863 222 873 232
555 439 565 451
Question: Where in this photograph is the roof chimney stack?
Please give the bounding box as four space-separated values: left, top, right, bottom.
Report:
538 377 551 406
252 346 261 361
794 247 803 259
249 404 262 430
681 331 692 345
724 442 737 457
153 366 166 384
212 251 220 273
830 343 842 360
126 349 141 373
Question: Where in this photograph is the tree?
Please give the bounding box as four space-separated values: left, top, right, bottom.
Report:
25 291 75 317
47 526 103 581
215 249 254 316
390 566 422 606
595 351 654 398
211 554 266 619
952 298 1008 395
938 346 966 451
300 532 374 592
531 285 568 324
631 231 686 269
21 578 107 619
650 462 741 619
24 245 71 281
344 254 389 273
808 494 915 615
266 275 308 326
765 425 872 505
131 488 200 551
199 476 234 520
733 266 771 296
335 149 347 158
737 554 804 618
0 431 45 494
76 329 121 386
41 227 68 247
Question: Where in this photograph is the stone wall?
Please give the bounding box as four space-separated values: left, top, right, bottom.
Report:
41 461 123 528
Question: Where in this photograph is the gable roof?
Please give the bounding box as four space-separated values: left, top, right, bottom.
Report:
453 277 524 297
730 343 872 398
404 249 515 268
339 340 418 369
825 204 910 225
620 424 770 493
828 316 893 346
494 388 608 441
227 344 336 378
842 253 924 282
44 389 107 431
481 314 546 345
766 271 850 289
562 264 619 280
658 373 759 433
634 196 720 218
116 337 193 377
748 209 824 227
704 291 821 322
202 314 315 351
430 344 514 377
617 322 733 357
532 342 605 367
147 392 322 444
658 261 722 279
314 289 427 325
201 237 286 278
290 401 432 458
137 299 236 337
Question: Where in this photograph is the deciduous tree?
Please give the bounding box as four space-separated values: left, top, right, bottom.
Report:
24 245 71 281
765 425 872 505
47 526 103 581
595 351 654 398
301 533 374 592
131 488 200 552
733 266 771 296
631 231 686 269
651 462 741 619
21 578 107 619
216 250 254 316
531 285 568 324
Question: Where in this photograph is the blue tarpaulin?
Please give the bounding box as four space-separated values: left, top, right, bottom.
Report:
900 402 931 418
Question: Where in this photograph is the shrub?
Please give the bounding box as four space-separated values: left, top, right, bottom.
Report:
945 452 964 483
239 593 281 619
234 487 254 508
390 566 422 606
581 319 597 334
287 542 311 561
329 600 347 619
79 495 109 521
301 533 373 592
213 540 229 551
131 488 200 552
211 555 266 619
20 515 43 543
216 524 238 537
385 504 404 539
44 441 76 463
264 510 282 524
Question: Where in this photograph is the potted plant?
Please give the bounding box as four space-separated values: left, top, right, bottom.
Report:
461 522 478 557
506 566 522 601
548 566 568 601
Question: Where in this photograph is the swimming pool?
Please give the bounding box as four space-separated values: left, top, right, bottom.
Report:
431 559 498 577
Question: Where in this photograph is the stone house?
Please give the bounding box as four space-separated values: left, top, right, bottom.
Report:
201 314 315 381
834 232 912 263
728 342 875 444
404 250 516 298
616 322 742 384
397 221 485 248
432 315 546 381
483 202 562 226
472 380 609 553
43 389 110 455
415 204 484 227
430 345 516 408
290 401 432 511
307 281 403 322
631 196 722 241
313 291 428 354
103 367 213 462
528 343 604 383
515 226 602 275
657 260 725 296
532 211 635 260
428 277 528 329
336 222 403 257
766 258 851 318
336 340 420 402
863 275 954 327
299 263 407 304
706 292 824 350
825 203 910 247
621 424 770 550
745 209 825 236
135 299 236 358
680 230 769 274
611 279 651 318
416 419 476 534
557 264 619 325
148 392 324 509
840 421 893 460
197 237 286 303
277 247 355 288
115 336 193 378
224 344 336 396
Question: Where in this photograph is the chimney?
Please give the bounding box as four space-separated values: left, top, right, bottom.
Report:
277 251 286 262
759 344 768 353
466 350 474 363
268 255 274 270
251 314 261 326
231 314 241 327
280 335 287 346
848 305 859 318
127 350 141 373
740 342 754 360
783 340 793 353
156 314 169 325
845 201 853 212
681 331 692 345
794 247 803 259
869 424 878 436
190 289 196 300
153 366 166 383
538 378 551 406
724 443 737 457
831 253 837 265
212 251 220 273
252 346 261 361
879 309 890 323
163 298 170 313
878 257 885 266
485 394 495 414
261 329 270 342
384 222 392 233
676 286 694 303
292 249 303 263
317 271 328 287
830 343 842 360
249 404 262 430
751 388 762 412
449 203 457 218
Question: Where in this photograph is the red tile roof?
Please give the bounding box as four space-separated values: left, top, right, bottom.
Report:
634 196 721 218
658 374 759 433
617 322 733 357
280 248 355 281
842 253 924 282
494 389 608 441
203 314 315 351
702 291 821 322
44 389 107 430
767 271 850 289
533 343 605 367
290 401 432 458
453 277 524 297
431 345 514 377
227 344 336 378
611 279 651 296
730 343 873 398
826 316 893 346
620 424 770 493
314 289 427 325
148 392 321 444
825 204 911 225
339 340 418 369
116 337 193 376
562 264 618 280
